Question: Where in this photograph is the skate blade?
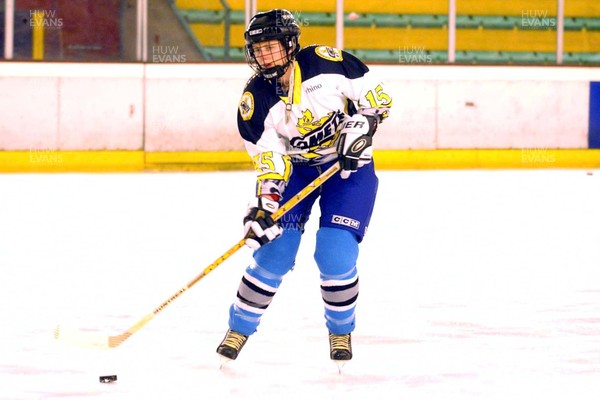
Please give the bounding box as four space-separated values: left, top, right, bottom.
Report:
218 355 233 369
334 360 347 374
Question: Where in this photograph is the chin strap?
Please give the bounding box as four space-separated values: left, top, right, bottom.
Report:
285 62 295 123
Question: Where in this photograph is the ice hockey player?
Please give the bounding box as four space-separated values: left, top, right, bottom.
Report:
216 8 392 365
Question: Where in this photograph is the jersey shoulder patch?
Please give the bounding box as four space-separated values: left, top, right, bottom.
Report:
237 75 281 144
239 91 254 121
314 45 343 62
296 45 369 81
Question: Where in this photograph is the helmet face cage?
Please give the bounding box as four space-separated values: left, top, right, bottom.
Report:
244 9 301 79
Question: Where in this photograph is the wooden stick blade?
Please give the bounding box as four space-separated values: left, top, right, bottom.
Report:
54 313 154 349
54 325 111 350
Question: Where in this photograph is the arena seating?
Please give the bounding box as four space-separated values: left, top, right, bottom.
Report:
171 0 600 64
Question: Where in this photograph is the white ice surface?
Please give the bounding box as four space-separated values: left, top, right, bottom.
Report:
0 169 599 400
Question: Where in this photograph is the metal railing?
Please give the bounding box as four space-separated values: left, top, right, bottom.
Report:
221 0 232 60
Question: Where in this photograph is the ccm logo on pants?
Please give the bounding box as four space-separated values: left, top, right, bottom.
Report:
331 215 360 229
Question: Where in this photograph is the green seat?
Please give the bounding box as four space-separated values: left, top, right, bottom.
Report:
346 49 400 63
454 51 502 64
398 48 434 64
508 51 555 64
367 49 440 63
345 14 376 27
370 14 409 28
451 15 600 31
408 14 448 28
564 52 600 64
562 52 580 64
579 53 600 64
356 49 447 64
178 9 245 24
456 15 483 29
583 18 600 30
180 9 224 24
454 51 557 64
429 50 449 63
453 51 476 63
564 17 585 30
203 46 246 61
482 16 519 29
301 12 336 26
472 51 511 63
230 10 245 24
556 17 600 31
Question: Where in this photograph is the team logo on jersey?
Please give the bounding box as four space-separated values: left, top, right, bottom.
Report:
239 91 254 121
315 46 343 62
296 109 331 135
290 110 344 158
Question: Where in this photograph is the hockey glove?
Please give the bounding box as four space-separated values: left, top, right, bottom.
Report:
337 114 376 179
243 196 283 250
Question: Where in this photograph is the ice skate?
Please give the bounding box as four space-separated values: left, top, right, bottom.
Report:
329 333 352 372
216 329 248 366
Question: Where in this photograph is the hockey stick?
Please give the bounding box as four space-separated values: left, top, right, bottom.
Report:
54 162 341 349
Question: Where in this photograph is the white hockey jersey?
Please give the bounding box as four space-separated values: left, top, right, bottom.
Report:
237 45 392 195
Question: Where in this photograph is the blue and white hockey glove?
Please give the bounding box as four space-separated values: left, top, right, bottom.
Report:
243 196 282 250
337 114 376 179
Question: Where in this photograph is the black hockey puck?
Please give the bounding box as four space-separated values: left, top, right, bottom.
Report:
99 375 117 383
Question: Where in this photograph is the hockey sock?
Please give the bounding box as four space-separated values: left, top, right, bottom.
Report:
314 227 360 334
229 229 302 335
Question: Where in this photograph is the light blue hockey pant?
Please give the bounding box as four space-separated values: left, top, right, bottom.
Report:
228 227 359 336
